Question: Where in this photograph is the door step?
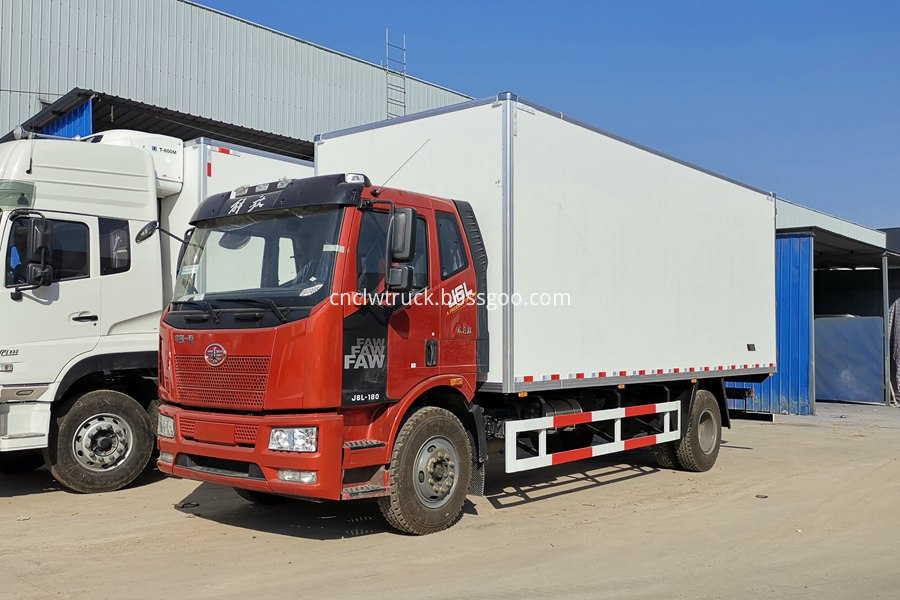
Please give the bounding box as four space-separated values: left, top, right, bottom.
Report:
341 484 389 500
343 439 386 450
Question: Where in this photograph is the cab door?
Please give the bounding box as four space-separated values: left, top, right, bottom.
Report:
2 214 101 384
385 207 440 399
434 208 478 375
340 205 439 405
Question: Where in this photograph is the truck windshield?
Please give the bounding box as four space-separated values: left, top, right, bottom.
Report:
172 205 344 308
0 180 35 209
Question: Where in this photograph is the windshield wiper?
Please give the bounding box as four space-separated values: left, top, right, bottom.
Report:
218 297 289 323
174 299 220 324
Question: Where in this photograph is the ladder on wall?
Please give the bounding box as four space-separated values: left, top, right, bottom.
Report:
385 29 407 119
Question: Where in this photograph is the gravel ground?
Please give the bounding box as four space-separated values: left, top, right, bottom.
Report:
2 401 898 599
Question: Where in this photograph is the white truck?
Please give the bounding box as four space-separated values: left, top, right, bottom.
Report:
0 130 312 492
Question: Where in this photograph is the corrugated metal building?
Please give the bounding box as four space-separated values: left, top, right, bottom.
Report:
0 0 469 142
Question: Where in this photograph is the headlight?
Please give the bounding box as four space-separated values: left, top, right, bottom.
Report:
268 427 317 453
157 414 175 439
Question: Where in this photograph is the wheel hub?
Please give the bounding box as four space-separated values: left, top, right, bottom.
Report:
414 436 459 508
73 413 134 472
697 408 717 454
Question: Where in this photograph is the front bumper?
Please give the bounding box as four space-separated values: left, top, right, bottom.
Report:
156 404 344 500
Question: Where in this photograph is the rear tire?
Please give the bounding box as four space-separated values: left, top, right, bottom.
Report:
675 390 722 472
652 442 680 469
234 488 289 504
378 407 472 535
46 390 153 493
0 449 45 473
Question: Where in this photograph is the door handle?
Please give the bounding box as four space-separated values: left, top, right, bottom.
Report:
71 314 98 322
425 339 438 367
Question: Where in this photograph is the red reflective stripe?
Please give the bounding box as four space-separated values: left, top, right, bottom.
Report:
674 368 680 373
550 374 560 381
717 366 723 370
523 376 534 383
703 366 710 371
638 369 646 375
575 373 584 379
625 404 657 417
618 371 627 377
550 446 593 465
656 369 664 374
554 412 593 428
206 162 212 177
624 435 657 450
598 372 606 377
689 367 695 373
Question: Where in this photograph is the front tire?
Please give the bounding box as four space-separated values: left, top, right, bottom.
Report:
46 390 153 493
378 407 472 535
675 390 722 472
0 449 45 473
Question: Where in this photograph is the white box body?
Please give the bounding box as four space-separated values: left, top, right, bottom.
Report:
316 95 776 393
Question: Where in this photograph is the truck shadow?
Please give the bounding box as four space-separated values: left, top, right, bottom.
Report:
0 465 168 498
172 483 480 540
484 449 660 510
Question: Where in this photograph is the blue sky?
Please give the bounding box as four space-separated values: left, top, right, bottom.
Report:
202 0 899 228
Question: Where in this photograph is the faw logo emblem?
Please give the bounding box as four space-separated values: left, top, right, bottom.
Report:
204 343 227 367
344 337 385 369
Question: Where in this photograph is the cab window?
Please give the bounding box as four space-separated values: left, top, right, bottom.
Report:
5 218 90 286
357 211 429 294
436 210 468 279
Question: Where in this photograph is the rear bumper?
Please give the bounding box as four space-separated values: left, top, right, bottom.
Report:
156 404 344 500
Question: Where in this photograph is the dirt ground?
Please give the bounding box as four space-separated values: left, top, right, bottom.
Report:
2 402 898 600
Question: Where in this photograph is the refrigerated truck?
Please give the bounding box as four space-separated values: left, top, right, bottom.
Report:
0 130 312 492
155 93 776 534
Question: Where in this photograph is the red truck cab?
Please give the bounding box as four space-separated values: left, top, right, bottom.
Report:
156 173 486 534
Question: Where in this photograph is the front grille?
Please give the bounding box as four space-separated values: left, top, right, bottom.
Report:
178 417 259 447
174 355 270 411
234 424 259 446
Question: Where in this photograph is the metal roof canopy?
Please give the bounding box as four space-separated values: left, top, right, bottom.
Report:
776 200 896 406
0 88 314 161
776 227 900 270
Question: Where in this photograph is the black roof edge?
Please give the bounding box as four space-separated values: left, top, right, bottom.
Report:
1 88 314 161
189 173 367 224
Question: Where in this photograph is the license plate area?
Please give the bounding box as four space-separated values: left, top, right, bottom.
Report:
193 421 235 445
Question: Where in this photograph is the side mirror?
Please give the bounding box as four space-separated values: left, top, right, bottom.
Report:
25 263 53 287
135 220 159 243
386 265 413 292
390 207 417 262
26 218 53 263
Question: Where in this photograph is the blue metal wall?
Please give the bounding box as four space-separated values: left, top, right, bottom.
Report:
40 99 92 138
729 233 814 414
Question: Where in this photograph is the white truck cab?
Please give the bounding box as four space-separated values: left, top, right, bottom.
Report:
0 131 312 491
